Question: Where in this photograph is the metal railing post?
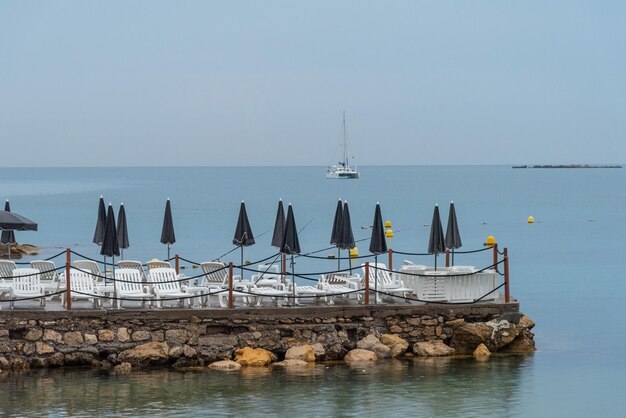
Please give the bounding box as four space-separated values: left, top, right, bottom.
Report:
175 254 180 275
228 262 234 309
504 247 510 303
65 248 72 311
364 262 370 306
388 248 393 274
493 243 499 272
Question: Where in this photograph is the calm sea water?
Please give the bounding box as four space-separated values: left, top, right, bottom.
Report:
1 165 625 417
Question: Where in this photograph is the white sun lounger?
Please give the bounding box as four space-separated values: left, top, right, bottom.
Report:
30 260 62 299
114 268 154 308
10 268 45 309
148 267 191 308
362 263 412 304
63 269 102 309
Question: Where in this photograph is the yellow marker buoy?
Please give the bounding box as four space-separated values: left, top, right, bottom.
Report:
484 235 496 246
385 229 394 238
528 216 534 224
349 247 359 258
385 220 392 228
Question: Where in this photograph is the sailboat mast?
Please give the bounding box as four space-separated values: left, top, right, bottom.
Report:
342 111 348 166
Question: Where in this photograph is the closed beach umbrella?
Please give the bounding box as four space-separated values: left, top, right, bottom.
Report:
280 204 301 304
339 201 356 273
117 203 129 260
92 196 106 246
428 204 446 270
1 201 16 246
160 198 176 261
0 207 37 259
100 203 119 299
369 202 387 303
271 199 285 248
100 204 120 259
330 199 343 270
271 199 286 275
233 201 255 280
445 201 462 266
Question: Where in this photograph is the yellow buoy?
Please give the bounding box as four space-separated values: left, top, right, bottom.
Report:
385 220 392 229
349 247 359 258
385 229 394 238
484 235 496 246
528 216 535 224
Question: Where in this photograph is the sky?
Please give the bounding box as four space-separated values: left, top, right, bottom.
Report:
1 1 625 167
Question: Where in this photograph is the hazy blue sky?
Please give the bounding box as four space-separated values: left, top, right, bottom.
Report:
1 1 625 166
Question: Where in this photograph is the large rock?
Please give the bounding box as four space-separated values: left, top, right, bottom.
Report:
114 362 132 374
413 340 456 357
451 320 520 354
273 359 309 367
209 360 242 370
198 335 238 361
502 329 536 353
117 342 170 367
473 343 491 359
518 315 536 331
356 335 391 359
380 334 409 358
285 344 316 362
344 349 377 363
234 347 275 367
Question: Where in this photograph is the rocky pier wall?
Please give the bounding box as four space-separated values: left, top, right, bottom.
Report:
0 303 536 372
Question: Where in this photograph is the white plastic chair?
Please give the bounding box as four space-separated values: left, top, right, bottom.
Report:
318 273 360 304
114 268 154 308
182 262 230 307
10 268 45 309
73 260 106 284
0 260 16 300
362 263 412 303
30 260 61 299
63 269 102 308
148 267 190 308
117 260 148 281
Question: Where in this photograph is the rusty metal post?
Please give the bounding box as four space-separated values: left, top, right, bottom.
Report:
493 243 499 271
228 262 234 309
445 249 450 267
504 247 510 303
65 248 72 311
364 262 370 306
388 248 393 273
175 254 180 275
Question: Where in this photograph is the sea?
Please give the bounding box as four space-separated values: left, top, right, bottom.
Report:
0 165 625 417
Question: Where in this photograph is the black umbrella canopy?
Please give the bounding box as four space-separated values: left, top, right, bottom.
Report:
338 201 355 250
330 199 343 246
280 204 301 255
117 203 129 250
271 199 285 248
445 201 462 250
1 200 16 244
100 204 120 258
369 203 387 254
92 196 106 246
160 198 176 245
428 204 446 255
233 201 255 246
0 210 38 232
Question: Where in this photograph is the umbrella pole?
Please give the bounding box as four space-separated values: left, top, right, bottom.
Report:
451 249 454 266
337 248 340 271
240 246 244 282
374 255 378 305
112 256 117 308
434 254 438 271
291 254 296 306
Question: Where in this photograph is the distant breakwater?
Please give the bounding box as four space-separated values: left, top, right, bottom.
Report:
0 303 535 373
512 164 622 169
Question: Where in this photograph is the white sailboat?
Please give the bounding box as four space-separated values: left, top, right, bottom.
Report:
326 111 359 179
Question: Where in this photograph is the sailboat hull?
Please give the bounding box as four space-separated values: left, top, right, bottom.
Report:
326 166 359 179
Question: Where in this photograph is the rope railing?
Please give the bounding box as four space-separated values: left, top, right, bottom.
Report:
0 242 510 310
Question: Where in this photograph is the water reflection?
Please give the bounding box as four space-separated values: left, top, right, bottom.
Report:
0 355 533 417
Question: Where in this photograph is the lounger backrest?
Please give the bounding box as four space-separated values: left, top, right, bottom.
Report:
324 273 354 285
69 269 94 294
117 260 147 281
30 260 59 282
200 262 228 285
0 260 17 279
149 267 181 293
147 260 171 270
361 263 391 287
12 268 41 295
115 268 143 294
73 260 101 275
